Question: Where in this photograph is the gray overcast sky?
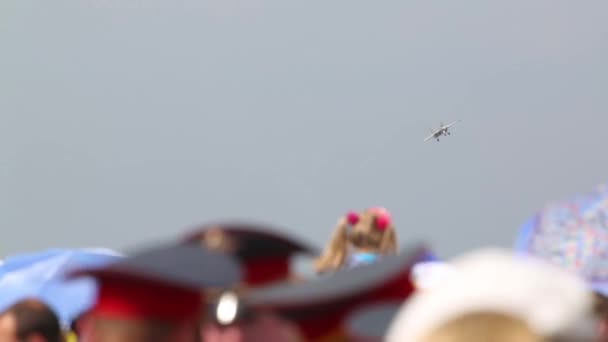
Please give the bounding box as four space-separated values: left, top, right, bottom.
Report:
1 0 607 259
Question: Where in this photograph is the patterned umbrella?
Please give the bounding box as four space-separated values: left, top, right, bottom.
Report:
515 183 608 295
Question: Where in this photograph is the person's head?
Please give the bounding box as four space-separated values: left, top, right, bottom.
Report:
75 278 204 342
591 292 608 341
315 207 397 273
423 311 544 342
75 264 209 342
0 299 63 342
385 248 593 342
78 315 200 342
201 310 303 342
68 243 242 342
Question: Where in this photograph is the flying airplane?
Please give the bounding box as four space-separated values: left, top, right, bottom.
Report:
424 120 461 142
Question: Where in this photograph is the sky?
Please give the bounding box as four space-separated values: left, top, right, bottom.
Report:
1 0 608 261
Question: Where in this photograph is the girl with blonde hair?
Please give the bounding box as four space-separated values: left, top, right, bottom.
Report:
314 207 397 273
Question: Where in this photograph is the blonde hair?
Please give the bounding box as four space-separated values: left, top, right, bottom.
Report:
423 312 544 342
314 209 398 273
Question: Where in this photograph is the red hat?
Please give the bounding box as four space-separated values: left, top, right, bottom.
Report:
244 243 429 340
68 244 242 322
181 222 317 287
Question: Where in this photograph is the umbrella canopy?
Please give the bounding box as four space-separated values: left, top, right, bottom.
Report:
515 183 608 295
0 248 123 326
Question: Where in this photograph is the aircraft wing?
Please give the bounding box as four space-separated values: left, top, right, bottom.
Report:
424 132 436 141
444 120 461 128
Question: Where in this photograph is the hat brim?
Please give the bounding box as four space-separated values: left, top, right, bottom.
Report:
344 302 403 341
68 244 242 289
245 243 428 310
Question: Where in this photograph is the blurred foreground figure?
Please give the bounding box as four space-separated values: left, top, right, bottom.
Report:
182 223 317 341
343 303 543 342
201 310 303 342
423 312 542 342
410 260 456 291
315 207 398 273
181 222 317 287
68 244 241 342
385 248 595 342
0 298 63 342
515 183 608 341
343 302 403 342
238 243 429 341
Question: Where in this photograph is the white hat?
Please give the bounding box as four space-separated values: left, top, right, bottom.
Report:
385 247 593 342
411 261 456 290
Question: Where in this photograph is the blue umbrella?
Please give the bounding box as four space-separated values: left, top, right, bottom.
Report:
0 248 123 327
515 183 608 295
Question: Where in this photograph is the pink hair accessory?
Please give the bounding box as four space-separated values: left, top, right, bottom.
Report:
369 207 392 231
346 211 360 225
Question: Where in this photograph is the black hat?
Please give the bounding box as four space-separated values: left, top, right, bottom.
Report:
181 222 317 286
343 302 403 342
242 243 429 340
